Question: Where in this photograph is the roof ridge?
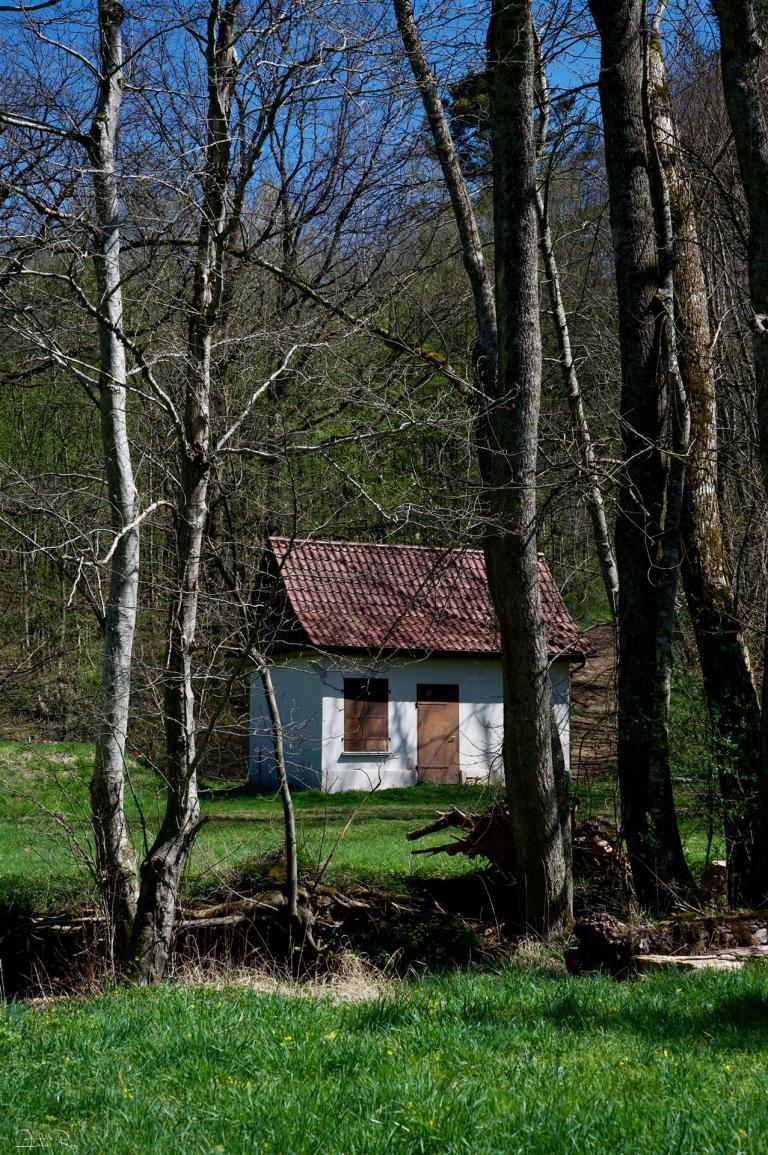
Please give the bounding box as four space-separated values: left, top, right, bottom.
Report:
269 535 482 555
270 536 550 563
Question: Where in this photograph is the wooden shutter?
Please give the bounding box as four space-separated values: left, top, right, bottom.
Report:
344 678 389 752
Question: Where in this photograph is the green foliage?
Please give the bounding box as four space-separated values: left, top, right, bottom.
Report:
669 664 716 786
1 967 767 1153
561 568 612 629
669 662 724 867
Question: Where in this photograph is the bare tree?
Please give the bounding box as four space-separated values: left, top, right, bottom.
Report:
711 0 768 905
86 0 141 965
534 31 619 621
126 0 247 981
0 0 143 958
393 0 569 932
588 0 692 908
0 0 339 980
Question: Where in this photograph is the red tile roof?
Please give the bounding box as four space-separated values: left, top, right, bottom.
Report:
269 537 591 660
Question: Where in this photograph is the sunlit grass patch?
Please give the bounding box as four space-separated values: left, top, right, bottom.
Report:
1 965 767 1154
0 744 493 911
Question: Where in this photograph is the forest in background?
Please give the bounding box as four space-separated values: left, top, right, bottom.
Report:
1 0 768 980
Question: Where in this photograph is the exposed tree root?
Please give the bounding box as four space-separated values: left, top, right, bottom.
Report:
407 804 634 916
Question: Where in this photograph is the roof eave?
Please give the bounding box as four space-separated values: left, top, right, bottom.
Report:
265 641 593 663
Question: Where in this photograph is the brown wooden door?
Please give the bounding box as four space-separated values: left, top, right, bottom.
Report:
417 684 460 783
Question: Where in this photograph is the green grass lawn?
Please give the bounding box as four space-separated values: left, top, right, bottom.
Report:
0 740 726 912
0 741 501 911
1 964 767 1154
2 746 766 1155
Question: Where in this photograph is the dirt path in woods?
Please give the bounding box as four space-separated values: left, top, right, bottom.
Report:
570 622 617 785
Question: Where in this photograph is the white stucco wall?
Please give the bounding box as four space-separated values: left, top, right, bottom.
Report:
250 654 572 793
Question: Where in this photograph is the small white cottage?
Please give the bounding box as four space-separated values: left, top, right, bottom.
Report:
249 537 590 793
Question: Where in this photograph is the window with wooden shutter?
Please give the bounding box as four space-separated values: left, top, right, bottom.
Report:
343 678 389 752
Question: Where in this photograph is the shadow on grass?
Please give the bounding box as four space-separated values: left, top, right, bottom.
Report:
554 985 768 1046
524 977 767 1047
351 968 768 1048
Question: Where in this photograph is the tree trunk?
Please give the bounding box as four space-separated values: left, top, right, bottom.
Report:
394 0 569 931
260 665 298 921
484 0 569 932
650 13 761 905
644 3 696 906
87 0 139 964
588 0 690 908
712 0 768 905
130 1 240 981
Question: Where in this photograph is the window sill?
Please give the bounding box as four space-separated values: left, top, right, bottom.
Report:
338 750 393 760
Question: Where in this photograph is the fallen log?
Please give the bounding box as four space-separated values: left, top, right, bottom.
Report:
566 911 768 976
180 891 287 921
635 947 768 973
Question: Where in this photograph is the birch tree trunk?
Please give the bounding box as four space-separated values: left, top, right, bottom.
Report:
394 0 569 931
711 0 768 905
130 1 241 981
588 0 691 909
87 0 139 964
650 15 761 906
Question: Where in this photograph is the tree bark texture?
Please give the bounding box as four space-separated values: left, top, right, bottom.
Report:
650 15 761 905
394 0 569 931
712 0 768 905
589 0 690 908
130 0 241 981
644 5 696 905
260 664 299 926
87 0 139 964
485 1 569 932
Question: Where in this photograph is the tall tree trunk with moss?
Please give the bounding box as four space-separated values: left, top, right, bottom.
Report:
589 0 691 909
644 2 696 906
650 13 761 905
712 0 768 905
88 0 139 964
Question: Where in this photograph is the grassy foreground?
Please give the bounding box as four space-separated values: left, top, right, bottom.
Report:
1 964 767 1154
